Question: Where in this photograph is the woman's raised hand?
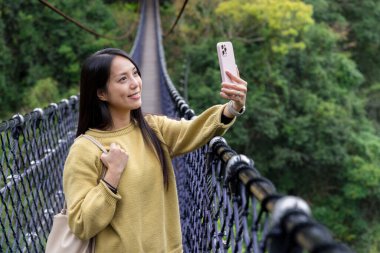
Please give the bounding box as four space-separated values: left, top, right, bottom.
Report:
100 143 129 188
220 70 248 115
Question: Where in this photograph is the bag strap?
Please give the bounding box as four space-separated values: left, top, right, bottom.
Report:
81 134 108 153
63 135 108 212
80 134 108 179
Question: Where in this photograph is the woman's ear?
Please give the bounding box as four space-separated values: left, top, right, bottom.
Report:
97 89 107 101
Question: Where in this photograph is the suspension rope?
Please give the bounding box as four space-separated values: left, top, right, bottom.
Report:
164 0 189 37
38 0 137 41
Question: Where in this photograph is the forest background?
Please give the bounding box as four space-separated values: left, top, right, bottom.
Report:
0 0 379 252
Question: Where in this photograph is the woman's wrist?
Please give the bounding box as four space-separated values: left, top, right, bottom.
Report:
231 102 244 112
223 104 235 118
102 178 117 194
102 170 120 189
223 101 245 117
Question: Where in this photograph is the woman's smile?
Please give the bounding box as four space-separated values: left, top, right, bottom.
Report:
128 91 141 99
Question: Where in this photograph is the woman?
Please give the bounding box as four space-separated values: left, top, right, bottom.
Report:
63 48 248 252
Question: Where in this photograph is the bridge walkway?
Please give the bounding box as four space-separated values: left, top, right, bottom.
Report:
139 0 162 115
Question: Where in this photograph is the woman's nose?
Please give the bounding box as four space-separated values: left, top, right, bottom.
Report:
130 77 139 88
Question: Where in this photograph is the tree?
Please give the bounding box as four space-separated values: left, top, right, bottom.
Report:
0 14 15 118
0 0 137 119
215 0 314 55
304 0 380 133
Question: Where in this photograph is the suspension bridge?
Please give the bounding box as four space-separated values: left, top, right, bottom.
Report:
0 0 355 252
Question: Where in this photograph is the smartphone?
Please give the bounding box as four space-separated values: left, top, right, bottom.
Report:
216 41 238 83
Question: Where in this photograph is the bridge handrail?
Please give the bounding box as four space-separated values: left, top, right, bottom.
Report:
153 0 195 120
209 137 354 253
129 0 146 64
0 97 78 133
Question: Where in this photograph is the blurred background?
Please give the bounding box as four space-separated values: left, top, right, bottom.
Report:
0 0 379 252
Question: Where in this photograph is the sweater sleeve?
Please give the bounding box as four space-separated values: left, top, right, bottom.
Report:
146 104 235 157
63 137 121 240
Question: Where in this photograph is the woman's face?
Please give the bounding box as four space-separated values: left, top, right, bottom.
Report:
98 55 142 114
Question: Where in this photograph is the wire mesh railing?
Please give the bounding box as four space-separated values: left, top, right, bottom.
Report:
0 97 79 252
176 136 354 253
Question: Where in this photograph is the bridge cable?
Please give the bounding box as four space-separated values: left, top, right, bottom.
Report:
164 0 189 37
38 0 138 41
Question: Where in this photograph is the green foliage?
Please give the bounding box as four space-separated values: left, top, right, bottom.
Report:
365 83 380 133
215 0 314 55
304 0 380 131
0 16 15 118
363 224 380 253
313 197 365 242
0 0 137 120
23 78 60 111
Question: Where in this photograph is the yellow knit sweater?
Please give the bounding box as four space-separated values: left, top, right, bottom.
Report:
63 104 235 253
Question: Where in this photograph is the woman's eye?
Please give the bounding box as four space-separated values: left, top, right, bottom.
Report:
119 76 127 82
133 71 139 76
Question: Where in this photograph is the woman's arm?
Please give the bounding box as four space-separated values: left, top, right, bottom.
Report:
146 70 248 157
147 71 247 157
147 104 234 157
63 138 122 240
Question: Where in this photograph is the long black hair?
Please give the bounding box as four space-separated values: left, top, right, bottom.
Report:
76 48 169 188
